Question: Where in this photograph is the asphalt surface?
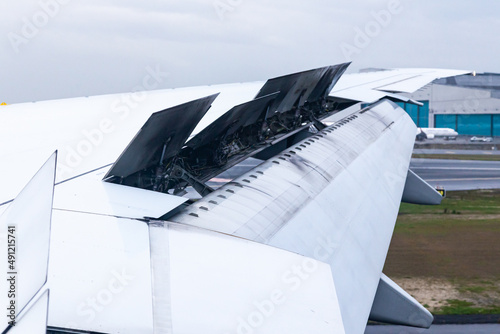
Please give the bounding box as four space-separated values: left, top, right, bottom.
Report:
208 155 500 192
365 324 500 334
410 158 500 191
414 148 500 155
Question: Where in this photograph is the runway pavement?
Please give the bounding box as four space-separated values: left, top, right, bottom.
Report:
414 148 500 155
410 158 500 191
209 155 500 192
365 324 500 334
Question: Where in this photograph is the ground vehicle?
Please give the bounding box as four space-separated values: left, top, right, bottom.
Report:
470 136 493 142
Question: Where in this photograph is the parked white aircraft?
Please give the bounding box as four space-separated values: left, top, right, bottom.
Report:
417 127 459 139
0 64 469 334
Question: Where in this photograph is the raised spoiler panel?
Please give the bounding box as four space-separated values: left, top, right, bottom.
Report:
105 94 219 179
308 63 351 102
169 100 417 334
103 64 353 196
185 93 279 151
255 63 350 113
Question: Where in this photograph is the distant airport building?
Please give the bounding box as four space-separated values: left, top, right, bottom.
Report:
399 73 500 136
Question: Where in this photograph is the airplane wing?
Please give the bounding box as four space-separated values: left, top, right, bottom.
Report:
0 64 470 333
330 68 471 104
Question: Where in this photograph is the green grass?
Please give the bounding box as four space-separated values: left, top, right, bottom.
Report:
412 154 500 161
458 286 487 293
435 299 500 315
399 189 500 216
388 192 500 277
385 189 500 314
453 279 500 294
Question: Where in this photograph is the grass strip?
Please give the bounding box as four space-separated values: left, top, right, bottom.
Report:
412 154 500 161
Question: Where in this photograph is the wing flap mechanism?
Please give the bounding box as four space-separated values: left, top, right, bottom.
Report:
105 63 352 197
402 169 443 205
369 274 433 328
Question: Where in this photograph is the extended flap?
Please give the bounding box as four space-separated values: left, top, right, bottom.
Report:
369 274 433 328
402 169 443 205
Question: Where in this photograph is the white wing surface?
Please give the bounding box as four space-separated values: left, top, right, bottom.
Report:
330 68 471 103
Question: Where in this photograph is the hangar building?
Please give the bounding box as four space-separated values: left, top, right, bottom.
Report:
396 73 500 136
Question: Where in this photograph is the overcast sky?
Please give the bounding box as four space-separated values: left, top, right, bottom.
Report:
1 0 499 104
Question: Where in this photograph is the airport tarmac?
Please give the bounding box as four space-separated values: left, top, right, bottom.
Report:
411 158 500 190
365 324 500 334
414 148 500 155
210 155 500 191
